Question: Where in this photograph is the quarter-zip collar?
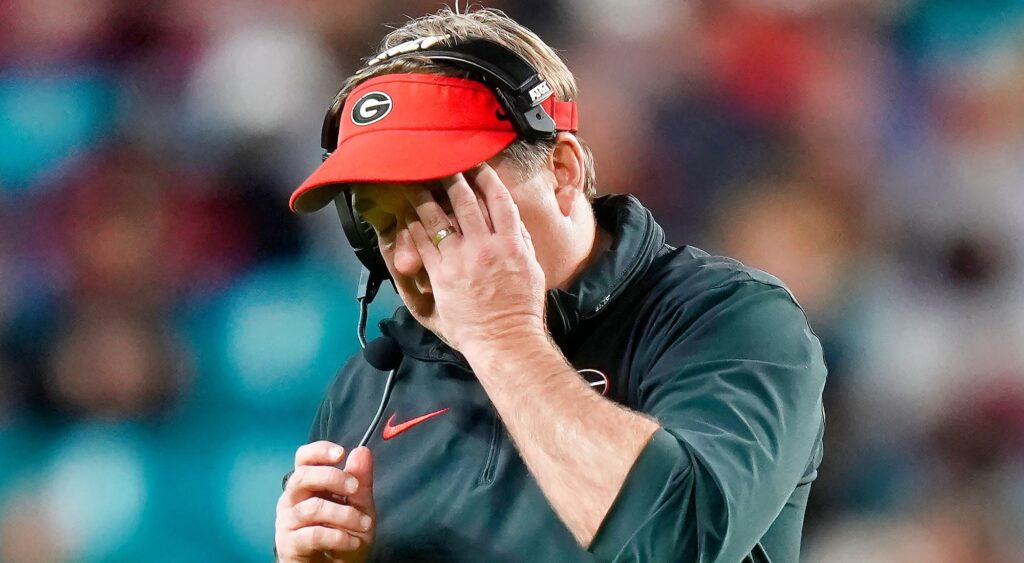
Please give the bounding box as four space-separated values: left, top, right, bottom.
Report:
379 194 666 368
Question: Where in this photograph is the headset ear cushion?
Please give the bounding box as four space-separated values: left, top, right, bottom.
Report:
337 192 370 249
356 216 377 246
335 192 391 283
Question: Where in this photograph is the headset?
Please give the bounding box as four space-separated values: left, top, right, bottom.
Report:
321 38 564 306
317 38 569 449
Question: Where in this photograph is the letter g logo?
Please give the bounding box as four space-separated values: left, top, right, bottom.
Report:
351 92 393 126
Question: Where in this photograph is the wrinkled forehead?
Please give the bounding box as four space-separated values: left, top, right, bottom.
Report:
350 181 448 213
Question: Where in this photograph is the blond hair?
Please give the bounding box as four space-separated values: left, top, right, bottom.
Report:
336 7 597 199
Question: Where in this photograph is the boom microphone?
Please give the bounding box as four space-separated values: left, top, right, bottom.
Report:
363 336 403 372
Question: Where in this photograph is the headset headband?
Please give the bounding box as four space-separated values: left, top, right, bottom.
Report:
320 37 565 157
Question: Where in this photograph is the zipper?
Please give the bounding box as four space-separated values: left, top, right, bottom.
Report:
582 209 660 320
477 412 503 485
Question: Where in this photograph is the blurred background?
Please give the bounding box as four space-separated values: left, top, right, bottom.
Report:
2 0 1023 561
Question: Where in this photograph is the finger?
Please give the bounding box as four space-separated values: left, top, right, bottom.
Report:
405 213 442 270
462 167 494 231
404 185 456 242
477 189 494 231
441 173 488 235
466 163 520 234
285 465 359 505
290 525 362 555
343 446 376 516
294 441 345 469
520 221 537 258
288 497 373 534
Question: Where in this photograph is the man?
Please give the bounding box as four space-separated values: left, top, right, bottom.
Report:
275 7 826 563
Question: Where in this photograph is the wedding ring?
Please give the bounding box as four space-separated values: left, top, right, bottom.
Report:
432 227 457 247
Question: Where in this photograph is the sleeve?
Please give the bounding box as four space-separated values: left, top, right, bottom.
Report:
588 281 827 562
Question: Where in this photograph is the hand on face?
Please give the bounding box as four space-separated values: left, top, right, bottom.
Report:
399 163 547 353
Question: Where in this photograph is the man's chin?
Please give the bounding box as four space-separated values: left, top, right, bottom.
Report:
396 289 446 339
409 308 450 345
404 298 436 326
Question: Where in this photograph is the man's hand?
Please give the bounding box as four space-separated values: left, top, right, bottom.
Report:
403 163 547 352
275 442 375 562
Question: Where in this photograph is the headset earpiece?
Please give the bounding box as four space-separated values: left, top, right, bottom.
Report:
335 192 390 300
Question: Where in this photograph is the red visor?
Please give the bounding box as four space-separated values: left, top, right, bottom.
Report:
289 73 579 213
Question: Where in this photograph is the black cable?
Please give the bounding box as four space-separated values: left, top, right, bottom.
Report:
357 296 369 350
356 294 398 448
359 368 396 448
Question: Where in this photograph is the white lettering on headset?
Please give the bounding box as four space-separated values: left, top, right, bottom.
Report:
528 82 552 104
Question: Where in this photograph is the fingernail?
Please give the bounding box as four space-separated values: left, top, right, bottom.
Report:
329 447 343 461
345 476 359 493
349 536 361 549
360 515 372 531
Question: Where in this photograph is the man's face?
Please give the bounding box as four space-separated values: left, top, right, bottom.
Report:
350 156 561 331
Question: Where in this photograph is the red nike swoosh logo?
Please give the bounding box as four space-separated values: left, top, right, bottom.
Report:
382 408 450 440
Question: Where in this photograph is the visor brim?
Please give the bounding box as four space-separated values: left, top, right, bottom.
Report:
289 128 518 213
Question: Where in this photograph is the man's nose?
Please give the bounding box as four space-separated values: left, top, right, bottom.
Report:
391 227 423 277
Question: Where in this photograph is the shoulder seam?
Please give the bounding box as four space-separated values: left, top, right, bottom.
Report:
703 276 789 296
701 278 820 340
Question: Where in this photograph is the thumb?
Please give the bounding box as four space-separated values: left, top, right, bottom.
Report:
344 446 375 515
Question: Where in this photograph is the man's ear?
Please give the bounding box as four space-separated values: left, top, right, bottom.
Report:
549 133 585 217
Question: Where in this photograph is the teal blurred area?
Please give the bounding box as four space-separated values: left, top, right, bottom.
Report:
0 73 117 191
2 0 1024 561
